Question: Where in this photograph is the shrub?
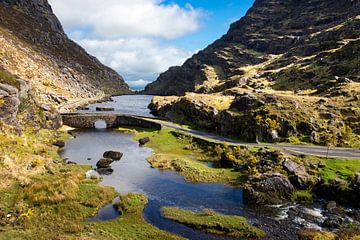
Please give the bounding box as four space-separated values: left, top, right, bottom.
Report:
0 69 19 89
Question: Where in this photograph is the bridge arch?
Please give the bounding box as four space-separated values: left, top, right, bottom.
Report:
94 119 107 129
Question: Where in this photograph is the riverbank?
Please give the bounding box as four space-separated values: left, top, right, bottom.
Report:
0 124 183 239
122 125 360 238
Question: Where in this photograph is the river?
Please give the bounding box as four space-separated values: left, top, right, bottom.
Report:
60 95 329 240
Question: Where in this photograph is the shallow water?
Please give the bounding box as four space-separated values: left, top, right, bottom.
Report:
61 95 331 240
61 129 247 239
77 95 153 117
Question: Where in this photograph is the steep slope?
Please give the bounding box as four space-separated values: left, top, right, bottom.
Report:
145 0 360 95
0 0 130 115
146 0 360 146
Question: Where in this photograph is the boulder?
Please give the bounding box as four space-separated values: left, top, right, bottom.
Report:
53 140 65 148
325 201 337 213
322 215 347 229
139 137 150 145
0 83 20 127
283 159 312 189
96 106 114 111
96 167 114 175
255 173 295 197
351 173 360 192
230 93 264 111
85 170 101 180
103 151 123 160
310 131 320 144
96 158 114 169
244 173 295 204
283 159 306 175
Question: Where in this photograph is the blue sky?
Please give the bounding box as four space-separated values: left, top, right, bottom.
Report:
164 0 254 51
49 0 254 89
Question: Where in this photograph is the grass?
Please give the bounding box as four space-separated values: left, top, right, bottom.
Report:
124 126 242 185
162 207 266 239
0 124 183 240
321 158 360 183
291 190 313 203
0 68 19 89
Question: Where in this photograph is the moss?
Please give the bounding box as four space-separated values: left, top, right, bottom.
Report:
298 229 336 240
162 207 266 239
0 68 19 89
291 190 313 203
125 126 242 185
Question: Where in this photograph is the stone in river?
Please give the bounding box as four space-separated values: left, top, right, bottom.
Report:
96 106 114 111
139 137 150 145
103 151 123 160
53 140 65 148
96 158 114 169
96 167 114 175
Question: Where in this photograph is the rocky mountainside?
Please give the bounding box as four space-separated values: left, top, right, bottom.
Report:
0 0 131 128
146 0 360 146
145 0 360 95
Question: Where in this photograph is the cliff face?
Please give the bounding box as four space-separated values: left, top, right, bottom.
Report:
146 0 360 146
144 0 360 95
0 0 130 109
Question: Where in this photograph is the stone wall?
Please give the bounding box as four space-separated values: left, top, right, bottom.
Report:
61 113 162 130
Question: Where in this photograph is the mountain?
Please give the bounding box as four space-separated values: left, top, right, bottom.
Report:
145 0 359 95
146 0 360 146
0 0 131 127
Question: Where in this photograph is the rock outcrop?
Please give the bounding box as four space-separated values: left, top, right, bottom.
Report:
0 83 20 126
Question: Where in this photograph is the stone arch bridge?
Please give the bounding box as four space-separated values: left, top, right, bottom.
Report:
61 113 162 130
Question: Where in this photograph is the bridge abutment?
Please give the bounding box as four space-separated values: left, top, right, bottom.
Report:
61 113 161 130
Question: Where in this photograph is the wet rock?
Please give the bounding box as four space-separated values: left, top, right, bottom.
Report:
96 106 114 111
230 92 265 111
85 170 101 180
96 167 114 175
139 137 150 145
353 173 360 191
96 158 114 169
67 161 77 165
53 140 65 148
325 201 337 213
322 215 346 229
103 151 123 160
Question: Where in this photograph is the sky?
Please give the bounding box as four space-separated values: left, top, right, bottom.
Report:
48 0 254 90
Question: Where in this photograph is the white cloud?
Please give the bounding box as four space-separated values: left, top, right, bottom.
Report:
127 79 153 89
48 0 200 89
49 0 201 39
78 37 191 81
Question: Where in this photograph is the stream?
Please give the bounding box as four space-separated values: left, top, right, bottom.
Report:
60 95 336 240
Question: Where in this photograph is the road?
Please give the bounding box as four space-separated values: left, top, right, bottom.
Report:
145 118 360 159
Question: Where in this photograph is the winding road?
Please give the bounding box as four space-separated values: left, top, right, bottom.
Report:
144 118 360 159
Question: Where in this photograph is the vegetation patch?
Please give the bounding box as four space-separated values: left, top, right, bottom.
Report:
0 68 19 89
0 124 183 240
162 207 266 239
124 126 242 185
291 190 313 203
321 158 360 183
